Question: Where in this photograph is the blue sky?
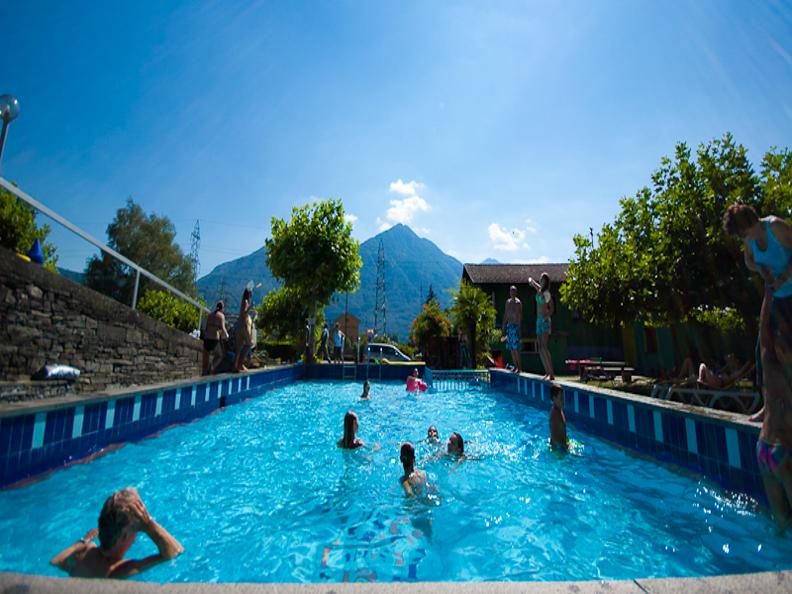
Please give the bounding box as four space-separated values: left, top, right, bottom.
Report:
2 0 792 274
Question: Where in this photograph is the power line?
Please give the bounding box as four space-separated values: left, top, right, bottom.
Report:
373 239 386 337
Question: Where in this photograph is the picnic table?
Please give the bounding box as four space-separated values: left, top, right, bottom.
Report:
566 359 635 382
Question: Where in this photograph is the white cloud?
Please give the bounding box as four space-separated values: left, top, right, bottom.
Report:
379 179 430 228
344 214 358 224
389 179 425 196
524 218 538 234
417 227 432 236
378 222 392 231
488 223 526 252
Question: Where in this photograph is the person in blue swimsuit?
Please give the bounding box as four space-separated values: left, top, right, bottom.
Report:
529 273 555 380
724 204 792 403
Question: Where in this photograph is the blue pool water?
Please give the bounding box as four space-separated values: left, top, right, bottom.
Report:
1 380 791 583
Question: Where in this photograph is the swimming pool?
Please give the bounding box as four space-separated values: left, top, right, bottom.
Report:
0 380 790 583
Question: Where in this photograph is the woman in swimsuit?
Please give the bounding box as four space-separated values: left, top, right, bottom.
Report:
233 288 254 373
756 285 792 531
399 442 428 497
337 411 365 449
528 273 555 380
202 301 229 375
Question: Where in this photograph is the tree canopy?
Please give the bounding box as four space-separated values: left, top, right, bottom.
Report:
137 289 200 333
409 296 452 349
560 133 792 337
0 185 57 268
263 199 361 355
450 280 496 367
84 198 195 304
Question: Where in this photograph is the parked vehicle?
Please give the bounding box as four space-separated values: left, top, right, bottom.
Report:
364 342 412 363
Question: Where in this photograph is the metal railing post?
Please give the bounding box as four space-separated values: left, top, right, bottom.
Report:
197 307 203 334
132 270 141 310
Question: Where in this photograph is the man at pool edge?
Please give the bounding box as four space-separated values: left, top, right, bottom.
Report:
51 488 183 578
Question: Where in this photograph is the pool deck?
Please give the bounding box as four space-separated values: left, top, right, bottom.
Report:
1 570 791 593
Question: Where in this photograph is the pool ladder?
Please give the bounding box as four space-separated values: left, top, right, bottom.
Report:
342 362 357 381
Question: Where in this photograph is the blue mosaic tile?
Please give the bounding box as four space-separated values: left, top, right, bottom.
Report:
737 430 760 476
661 413 687 450
162 389 177 414
633 407 655 441
0 415 34 455
611 401 628 432
592 397 607 424
209 382 219 400
44 408 75 446
114 397 135 428
179 386 193 408
695 421 727 463
81 402 107 435
140 393 158 420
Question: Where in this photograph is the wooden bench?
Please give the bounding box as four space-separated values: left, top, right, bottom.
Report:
577 360 635 382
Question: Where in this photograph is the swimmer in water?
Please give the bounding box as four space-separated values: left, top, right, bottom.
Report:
361 380 371 400
447 432 466 468
400 442 428 497
549 383 569 451
426 425 440 445
337 411 365 449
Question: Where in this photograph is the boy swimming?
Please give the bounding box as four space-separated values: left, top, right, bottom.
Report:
550 384 569 450
399 442 428 497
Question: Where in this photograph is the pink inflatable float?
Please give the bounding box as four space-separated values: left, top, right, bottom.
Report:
406 375 428 392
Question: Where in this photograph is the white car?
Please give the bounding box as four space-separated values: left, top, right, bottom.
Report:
364 343 412 363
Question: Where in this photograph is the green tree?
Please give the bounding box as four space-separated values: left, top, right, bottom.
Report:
137 289 201 333
257 285 323 345
449 280 496 367
84 198 195 304
0 185 57 268
560 133 791 340
265 200 361 360
409 298 452 354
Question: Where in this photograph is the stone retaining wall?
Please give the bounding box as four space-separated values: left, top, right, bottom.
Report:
0 246 200 393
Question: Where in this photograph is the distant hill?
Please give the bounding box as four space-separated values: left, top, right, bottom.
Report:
480 258 501 264
196 224 463 340
57 267 85 284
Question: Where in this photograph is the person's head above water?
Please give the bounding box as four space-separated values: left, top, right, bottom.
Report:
400 442 416 473
412 368 420 378
98 488 141 558
427 425 439 442
361 380 371 397
341 411 359 447
550 383 564 408
723 203 760 239
448 432 464 455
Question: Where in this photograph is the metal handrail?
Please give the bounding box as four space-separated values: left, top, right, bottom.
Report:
0 177 209 326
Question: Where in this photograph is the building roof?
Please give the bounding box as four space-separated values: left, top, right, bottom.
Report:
462 263 569 285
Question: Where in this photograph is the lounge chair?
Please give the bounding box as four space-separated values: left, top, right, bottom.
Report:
662 385 761 415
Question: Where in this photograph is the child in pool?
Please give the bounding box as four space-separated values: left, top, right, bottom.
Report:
337 411 365 449
400 442 428 497
550 384 568 450
426 425 440 445
361 380 371 400
446 432 466 469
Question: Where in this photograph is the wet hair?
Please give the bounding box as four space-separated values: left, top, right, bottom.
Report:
400 442 416 474
427 425 438 437
242 288 253 302
98 488 138 551
540 273 551 292
449 432 464 455
550 383 563 403
341 411 358 448
215 301 224 312
723 204 759 236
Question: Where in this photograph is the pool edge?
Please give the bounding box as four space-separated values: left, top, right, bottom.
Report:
1 570 790 593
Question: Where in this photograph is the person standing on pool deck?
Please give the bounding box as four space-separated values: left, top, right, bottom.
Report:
320 323 331 362
333 323 345 363
50 488 183 579
337 411 365 449
549 384 568 450
400 442 428 497
755 285 792 531
529 273 555 380
502 286 523 374
233 288 254 372
724 204 792 377
202 301 229 375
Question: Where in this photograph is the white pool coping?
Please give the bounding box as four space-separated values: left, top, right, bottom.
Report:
1 570 791 593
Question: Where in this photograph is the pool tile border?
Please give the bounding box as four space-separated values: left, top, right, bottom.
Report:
490 370 764 500
0 365 300 488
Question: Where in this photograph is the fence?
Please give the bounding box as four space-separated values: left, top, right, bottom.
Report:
0 177 209 328
430 369 490 391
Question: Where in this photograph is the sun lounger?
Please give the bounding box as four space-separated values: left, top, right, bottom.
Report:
661 385 761 415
